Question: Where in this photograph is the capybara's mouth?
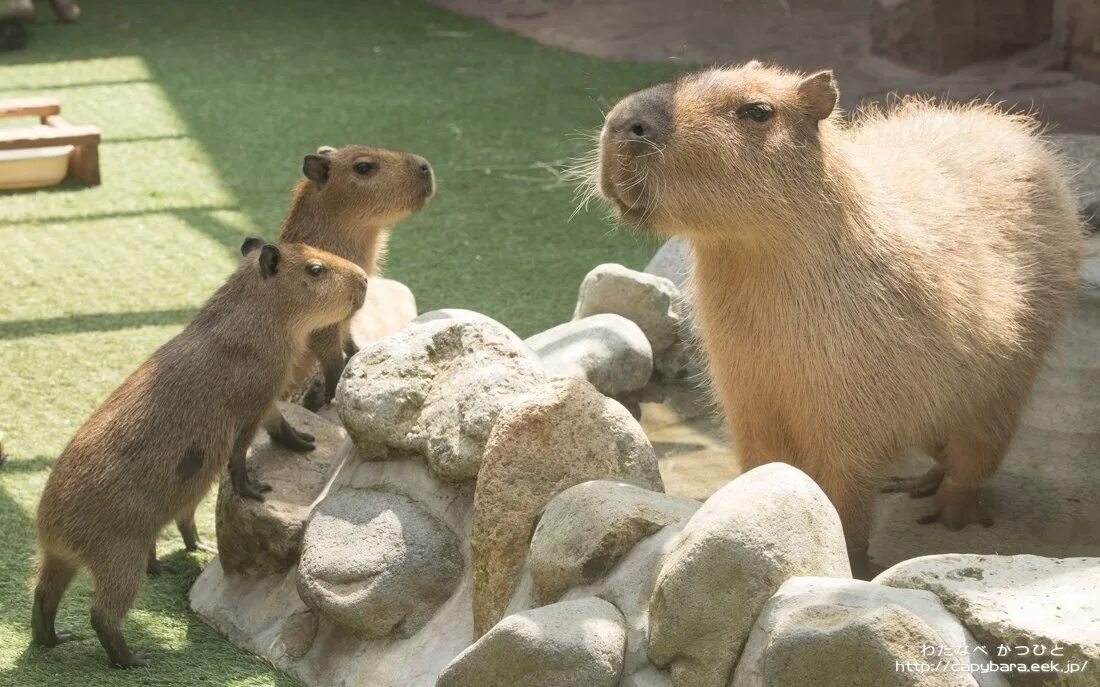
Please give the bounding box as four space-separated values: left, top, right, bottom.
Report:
599 146 656 228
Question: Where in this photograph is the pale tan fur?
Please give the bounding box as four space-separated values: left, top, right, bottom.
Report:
588 62 1086 569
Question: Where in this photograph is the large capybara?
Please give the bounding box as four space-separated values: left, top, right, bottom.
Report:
32 240 367 667
587 61 1086 574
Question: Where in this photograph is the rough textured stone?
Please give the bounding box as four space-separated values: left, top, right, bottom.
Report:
1052 133 1100 231
733 576 1007 687
528 480 698 604
216 403 346 575
647 463 851 687
574 263 684 354
437 598 627 687
525 313 653 397
296 487 463 639
875 554 1100 685
1054 0 1100 84
644 238 692 293
348 277 417 346
870 0 1053 74
472 378 663 636
337 316 545 481
410 308 531 350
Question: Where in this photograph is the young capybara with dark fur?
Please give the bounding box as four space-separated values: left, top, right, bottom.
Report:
585 61 1085 574
263 144 434 451
32 239 367 667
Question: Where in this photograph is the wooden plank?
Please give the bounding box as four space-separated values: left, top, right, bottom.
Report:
70 143 101 186
0 97 61 120
0 125 100 151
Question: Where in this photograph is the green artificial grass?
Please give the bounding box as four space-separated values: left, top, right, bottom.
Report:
0 1 682 684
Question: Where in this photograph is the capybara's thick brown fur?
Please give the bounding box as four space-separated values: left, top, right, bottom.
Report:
32 240 367 667
263 144 434 449
592 62 1086 572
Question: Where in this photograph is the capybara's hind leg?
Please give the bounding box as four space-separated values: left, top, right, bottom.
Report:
145 543 176 575
881 444 946 498
177 512 216 553
263 405 315 452
89 549 152 668
918 431 1003 530
31 553 77 647
815 467 878 580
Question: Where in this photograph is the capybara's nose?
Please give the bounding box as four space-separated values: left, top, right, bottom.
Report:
411 155 432 178
605 85 673 145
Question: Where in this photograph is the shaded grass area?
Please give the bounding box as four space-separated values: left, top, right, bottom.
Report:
0 1 680 684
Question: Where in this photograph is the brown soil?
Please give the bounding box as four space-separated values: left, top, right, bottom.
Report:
427 0 1100 134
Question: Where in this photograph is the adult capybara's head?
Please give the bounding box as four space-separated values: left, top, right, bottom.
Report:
240 238 368 331
300 144 435 225
593 62 839 236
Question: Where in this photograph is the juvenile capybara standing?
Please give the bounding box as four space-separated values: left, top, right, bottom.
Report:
32 240 367 667
589 62 1085 572
264 144 434 450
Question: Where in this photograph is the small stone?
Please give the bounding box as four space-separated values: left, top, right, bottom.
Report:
644 238 692 293
525 313 653 397
437 598 627 687
278 609 318 660
528 480 699 604
875 553 1100 685
296 488 463 639
647 463 851 687
337 316 546 481
349 277 418 346
472 378 663 636
733 576 1007 687
215 403 345 576
574 263 684 354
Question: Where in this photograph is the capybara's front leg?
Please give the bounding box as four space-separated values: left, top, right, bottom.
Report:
311 324 347 405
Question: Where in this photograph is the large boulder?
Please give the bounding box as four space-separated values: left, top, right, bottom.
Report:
875 554 1100 686
647 463 851 687
216 403 346 576
574 263 684 355
337 316 545 481
528 480 699 604
733 576 1008 687
296 487 463 639
437 597 627 687
471 378 663 636
525 313 653 398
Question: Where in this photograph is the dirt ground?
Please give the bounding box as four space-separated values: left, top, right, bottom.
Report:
427 0 1100 134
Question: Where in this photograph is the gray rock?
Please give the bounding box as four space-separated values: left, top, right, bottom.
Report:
733 576 1008 687
574 263 684 354
436 598 627 687
216 403 345 576
525 313 653 397
410 308 531 350
875 554 1100 686
1052 133 1100 227
472 378 663 636
647 463 852 687
528 480 699 604
337 317 546 481
644 238 692 293
296 488 463 639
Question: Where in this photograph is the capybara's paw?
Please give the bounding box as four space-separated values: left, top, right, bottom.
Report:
882 465 945 498
917 481 993 530
186 538 218 554
114 651 152 669
271 424 316 452
238 478 272 502
54 630 76 644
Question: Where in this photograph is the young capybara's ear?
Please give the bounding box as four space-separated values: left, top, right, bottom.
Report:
259 243 281 279
240 237 265 256
316 145 336 155
303 154 331 185
798 70 838 122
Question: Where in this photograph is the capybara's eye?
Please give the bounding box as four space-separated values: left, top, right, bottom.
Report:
307 263 325 277
737 102 774 122
354 161 379 176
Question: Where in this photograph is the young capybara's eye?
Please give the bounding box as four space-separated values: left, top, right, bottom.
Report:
307 262 324 277
353 161 379 176
737 102 774 122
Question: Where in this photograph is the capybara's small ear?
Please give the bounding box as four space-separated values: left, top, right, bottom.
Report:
303 154 331 185
316 145 336 155
240 237 265 256
259 243 281 279
798 70 838 122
